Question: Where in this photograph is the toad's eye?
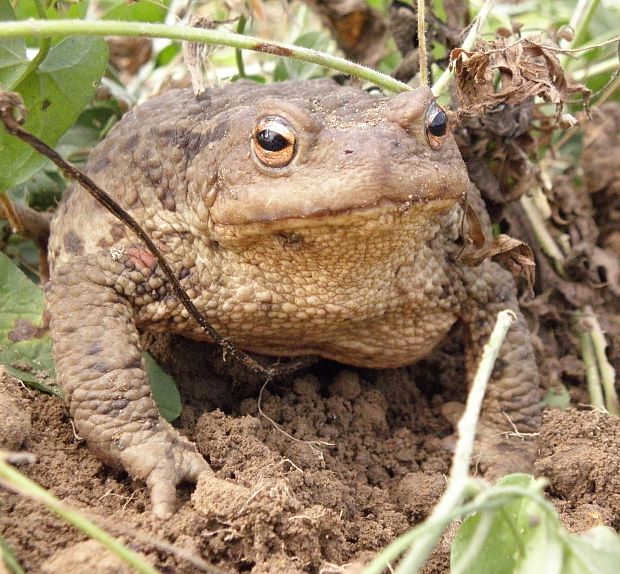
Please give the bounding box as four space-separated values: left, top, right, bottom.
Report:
425 104 449 149
252 116 296 168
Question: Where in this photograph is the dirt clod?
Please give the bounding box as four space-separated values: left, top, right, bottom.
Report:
0 366 32 450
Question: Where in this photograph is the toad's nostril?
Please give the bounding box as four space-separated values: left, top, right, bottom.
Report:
344 149 354 155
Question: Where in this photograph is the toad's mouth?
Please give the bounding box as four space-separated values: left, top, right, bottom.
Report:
208 153 470 230
210 195 460 242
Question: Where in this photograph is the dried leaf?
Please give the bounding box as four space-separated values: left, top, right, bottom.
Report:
460 234 535 291
182 17 218 96
462 198 486 249
450 36 591 119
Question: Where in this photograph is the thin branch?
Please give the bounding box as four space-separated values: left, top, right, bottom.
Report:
417 0 428 86
0 19 410 94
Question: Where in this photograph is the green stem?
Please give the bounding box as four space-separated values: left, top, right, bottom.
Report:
583 306 619 415
364 482 553 574
0 456 161 574
394 310 516 574
0 534 26 574
593 70 620 106
10 0 51 91
571 57 619 82
561 0 601 66
0 19 410 93
580 329 605 410
519 193 567 277
235 15 247 79
365 310 517 574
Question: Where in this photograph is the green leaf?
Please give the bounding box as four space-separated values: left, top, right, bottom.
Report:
0 252 56 391
563 527 620 574
451 474 562 574
542 385 571 409
156 43 181 67
103 0 169 23
452 475 620 574
0 35 108 191
143 352 182 422
273 32 332 81
0 0 29 88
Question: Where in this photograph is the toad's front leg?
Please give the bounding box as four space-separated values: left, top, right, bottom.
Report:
47 248 210 517
459 260 541 478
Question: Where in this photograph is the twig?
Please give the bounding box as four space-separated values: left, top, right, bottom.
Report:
432 0 496 98
364 310 517 574
0 194 21 234
417 0 428 86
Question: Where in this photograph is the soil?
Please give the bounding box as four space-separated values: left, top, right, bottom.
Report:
1 329 619 574
1 25 619 574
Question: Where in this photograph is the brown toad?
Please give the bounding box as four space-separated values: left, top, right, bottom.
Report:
47 79 540 516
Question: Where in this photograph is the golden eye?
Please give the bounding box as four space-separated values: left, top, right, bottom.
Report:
425 103 449 150
252 116 296 168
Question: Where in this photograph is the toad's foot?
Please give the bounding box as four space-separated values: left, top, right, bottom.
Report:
119 427 211 518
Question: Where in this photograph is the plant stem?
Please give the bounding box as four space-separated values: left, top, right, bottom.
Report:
594 70 620 106
364 310 516 574
394 309 516 574
432 0 496 98
519 193 567 277
583 306 619 415
0 534 26 574
580 329 605 409
0 19 410 93
235 15 247 79
0 455 161 574
418 0 428 86
560 0 601 66
364 480 554 574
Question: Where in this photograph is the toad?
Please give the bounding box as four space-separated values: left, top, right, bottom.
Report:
47 79 540 517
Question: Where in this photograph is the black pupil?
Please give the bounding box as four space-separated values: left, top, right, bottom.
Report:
257 129 289 152
428 109 448 137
